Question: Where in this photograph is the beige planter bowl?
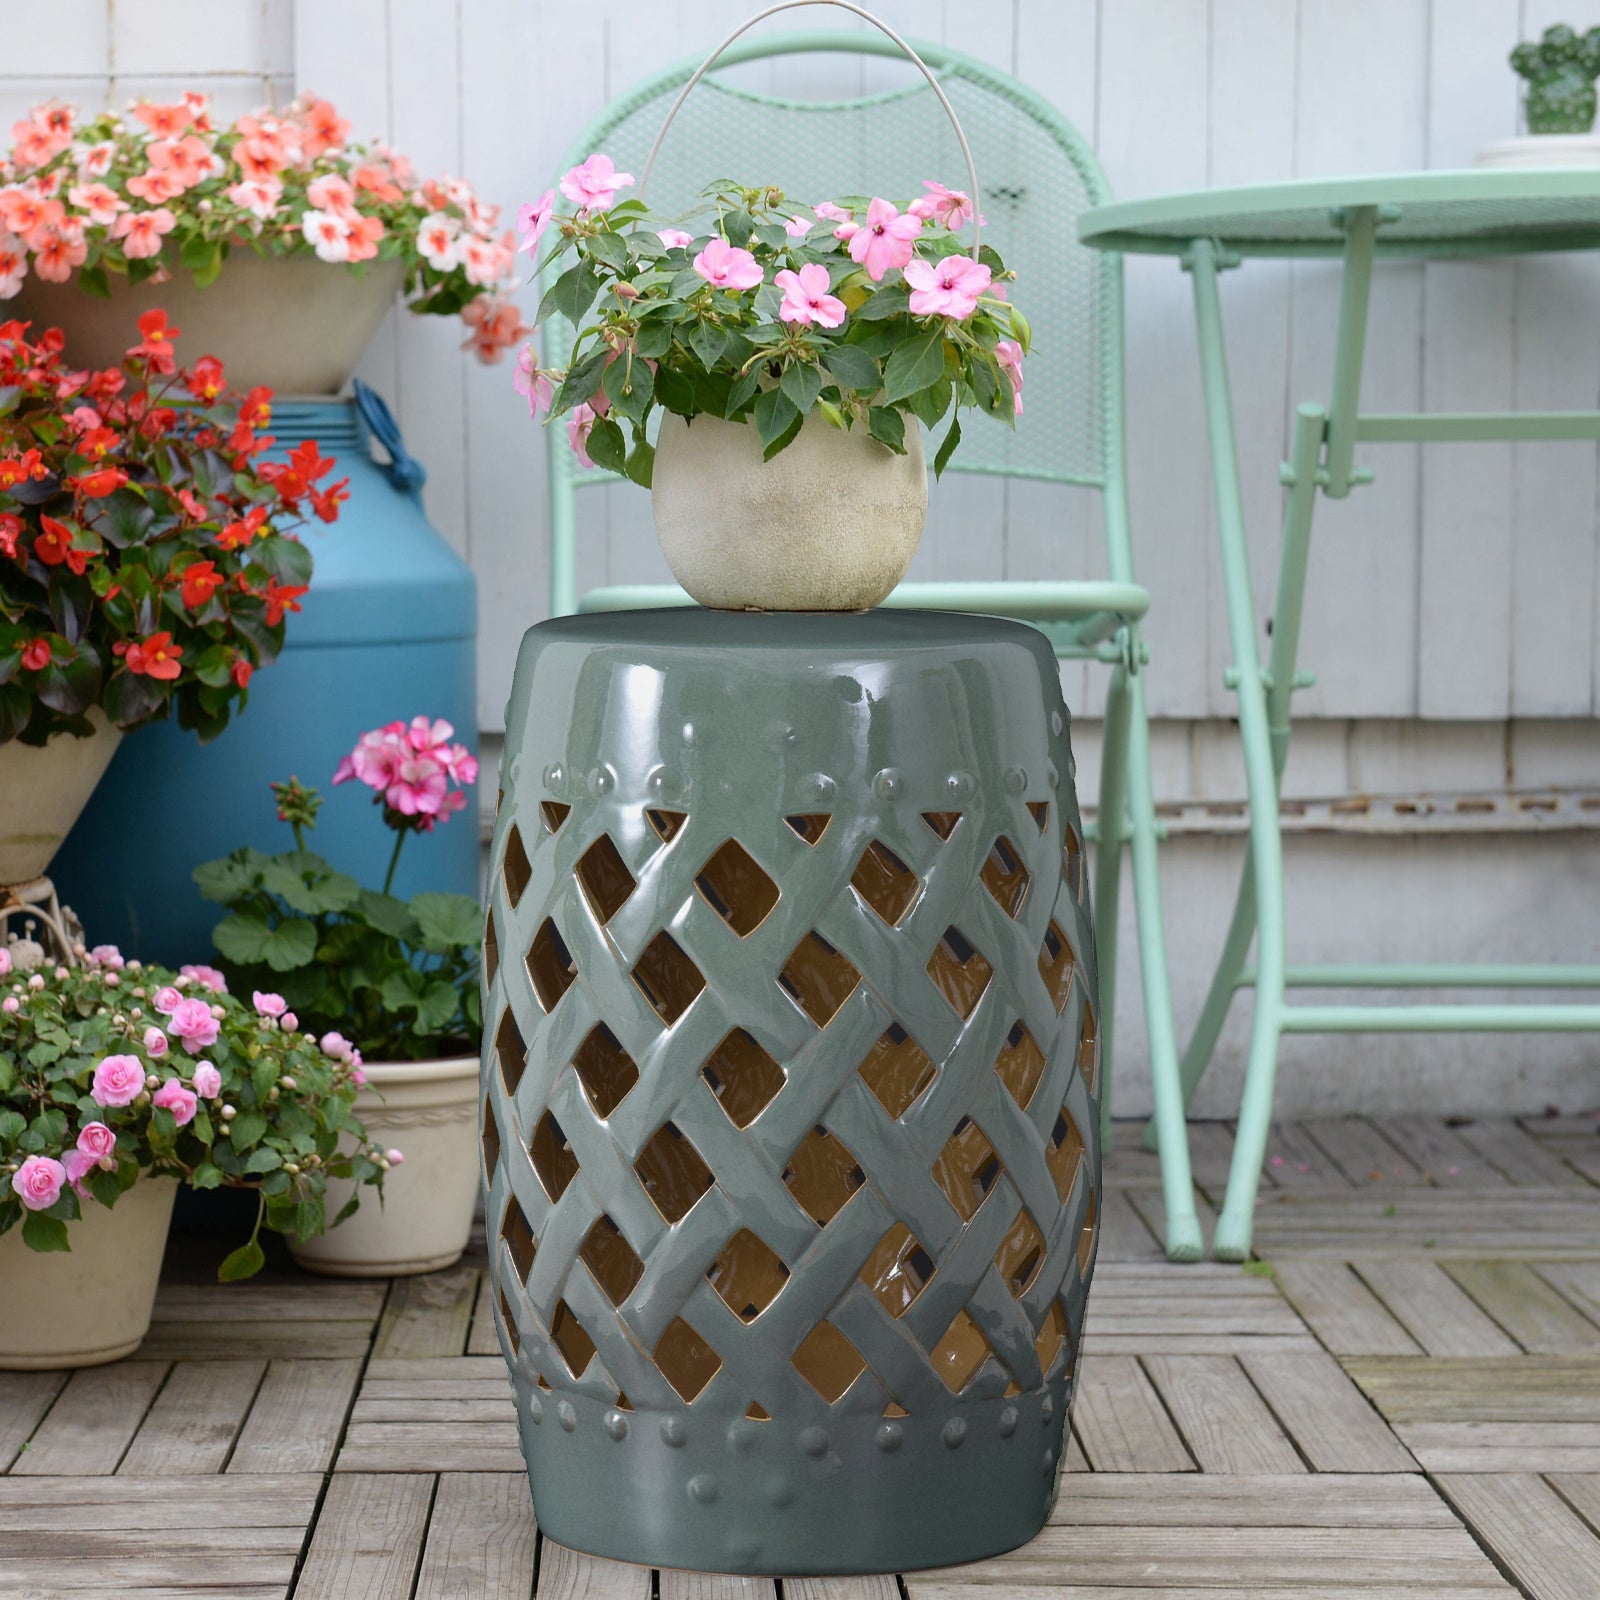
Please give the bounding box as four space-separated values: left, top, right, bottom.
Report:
289 1055 479 1278
0 1177 176 1369
1475 133 1600 168
0 711 121 885
651 409 928 611
12 252 405 396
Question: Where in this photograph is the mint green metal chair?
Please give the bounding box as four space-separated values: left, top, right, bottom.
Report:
540 24 1202 1260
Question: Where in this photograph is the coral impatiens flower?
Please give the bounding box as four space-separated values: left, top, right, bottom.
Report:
111 206 176 259
775 263 847 329
849 197 922 282
559 153 633 214
29 220 87 282
125 630 183 679
693 237 763 291
132 101 193 138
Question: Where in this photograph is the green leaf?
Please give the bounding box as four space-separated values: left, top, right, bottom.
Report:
552 344 610 416
190 1162 223 1190
585 231 631 272
907 376 953 431
723 209 753 247
412 892 483 951
245 1147 282 1173
610 360 654 427
217 1238 266 1282
687 320 727 370
189 240 225 288
867 405 907 454
933 414 962 479
415 979 462 1033
822 343 882 393
654 363 696 417
212 913 317 972
538 261 602 327
633 318 674 360
585 417 628 473
260 853 360 914
882 327 947 405
21 1211 70 1253
779 361 823 415
623 438 655 488
87 488 154 549
357 890 419 941
228 1111 267 1151
857 284 911 320
763 411 804 460
724 366 762 417
753 388 799 453
193 848 270 904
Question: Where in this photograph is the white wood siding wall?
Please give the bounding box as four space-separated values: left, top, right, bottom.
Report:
10 1 1600 736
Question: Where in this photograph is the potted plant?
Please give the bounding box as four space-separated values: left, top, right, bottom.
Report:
2 92 529 391
194 716 481 1276
0 936 385 1367
516 162 1028 610
1479 24 1600 166
0 314 332 883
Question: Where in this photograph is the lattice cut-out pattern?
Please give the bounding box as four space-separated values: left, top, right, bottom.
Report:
571 1024 637 1118
550 1299 596 1376
927 927 993 1019
995 1209 1047 1298
707 1228 789 1322
980 835 1030 918
929 1308 992 1394
784 813 830 844
779 932 860 1027
860 1223 935 1318
696 840 780 936
495 1008 526 1097
503 824 532 907
530 1112 578 1202
850 840 919 925
858 1023 936 1119
932 1117 1004 1221
656 1317 721 1402
784 1126 865 1226
996 1021 1046 1110
632 932 704 1025
527 919 577 1012
580 1214 644 1306
576 834 636 925
501 1194 537 1285
701 1028 785 1127
792 1321 867 1403
634 1122 714 1224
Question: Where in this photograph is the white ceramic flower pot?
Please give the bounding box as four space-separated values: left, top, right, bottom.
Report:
0 1176 176 1369
1475 133 1600 168
289 1055 479 1278
0 711 121 885
651 409 928 611
11 252 405 396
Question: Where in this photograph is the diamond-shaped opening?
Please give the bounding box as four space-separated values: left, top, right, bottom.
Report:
527 919 577 1012
646 808 687 843
498 1287 519 1354
929 1308 991 1394
707 1228 790 1322
858 1023 936 1120
576 834 636 925
614 1392 634 1412
791 1321 867 1404
695 839 779 937
1034 1301 1069 1377
921 811 961 841
1039 920 1075 1014
634 1122 714 1224
550 1298 596 1377
495 1008 526 1096
980 835 1030 919
530 1111 579 1201
996 1021 1046 1110
745 1401 772 1421
1078 1191 1098 1276
1064 826 1084 902
571 1024 638 1118
1027 800 1050 834
496 788 504 817
701 1029 785 1128
631 932 705 1025
503 824 532 907
995 1209 1047 1298
484 909 499 986
500 1194 537 1285
778 932 860 1027
655 1316 721 1402
784 813 830 845
933 1117 1003 1221
849 840 919 925
884 1400 909 1418
1079 997 1100 1097
927 927 993 1020
783 1126 865 1226
481 1099 501 1183
579 1213 644 1306
1047 1104 1085 1202
541 800 571 834
860 1222 935 1318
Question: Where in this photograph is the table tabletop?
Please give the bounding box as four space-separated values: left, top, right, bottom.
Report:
1078 167 1600 259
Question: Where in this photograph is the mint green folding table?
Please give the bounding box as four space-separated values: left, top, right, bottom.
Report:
1080 170 1600 1261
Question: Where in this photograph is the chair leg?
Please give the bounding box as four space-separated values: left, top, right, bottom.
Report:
1090 662 1132 1154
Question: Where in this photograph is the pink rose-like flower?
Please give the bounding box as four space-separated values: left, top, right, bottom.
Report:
903 254 991 320
91 1054 146 1107
143 1026 169 1058
169 998 220 1052
281 1011 299 1032
321 1031 353 1060
179 963 227 993
0 947 10 975
192 1061 222 1099
385 1148 405 1166
655 227 693 250
2 997 18 1014
11 1155 65 1211
996 338 1025 416
907 179 978 231
253 991 286 1018
152 1078 198 1127
77 1122 117 1162
88 944 125 969
516 189 556 254
848 197 921 282
152 986 183 1015
352 1065 367 1087
775 263 846 330
692 237 763 291
61 1148 97 1196
559 153 633 214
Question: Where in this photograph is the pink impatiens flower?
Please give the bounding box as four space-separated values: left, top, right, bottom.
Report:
559 153 633 214
152 1078 198 1127
415 211 461 271
11 1155 66 1211
812 201 852 223
567 401 600 467
692 237 763 291
191 1061 222 1099
514 343 553 418
774 263 846 330
903 254 992 320
61 1148 97 1197
908 179 979 230
91 1054 146 1107
996 338 1025 415
516 189 556 254
783 215 813 238
168 998 221 1052
655 228 693 250
848 198 921 282
226 177 283 221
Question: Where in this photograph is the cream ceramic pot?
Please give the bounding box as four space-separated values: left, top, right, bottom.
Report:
651 409 928 611
0 1176 176 1369
1475 133 1600 167
0 711 121 884
289 1055 479 1278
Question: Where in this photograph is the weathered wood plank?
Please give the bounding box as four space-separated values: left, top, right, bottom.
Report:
9 1361 166 1476
365 1356 507 1383
1344 1357 1600 1423
1451 1119 1587 1187
537 1537 652 1600
1437 1473 1600 1600
1447 1261 1600 1354
118 1359 265 1476
1070 1355 1194 1473
1550 1472 1600 1539
1237 1349 1415 1472
1384 1116 1508 1186
911 1587 1512 1600
373 1263 481 1359
1539 1134 1600 1186
1047 1471 1457 1525
0 1553 298 1590
785 1579 900 1600
1535 1262 1600 1329
150 1281 386 1323
1268 1260 1421 1357
229 1358 365 1474
294 1472 433 1600
0 1372 67 1473
413 1471 536 1600
1305 1118 1427 1187
337 1421 523 1473
137 1320 374 1360
1397 1421 1600 1473
1095 1185 1163 1262
0 1471 320 1527
1264 1120 1348 1187
1141 1356 1305 1474
467 1270 503 1356
1354 1258 1520 1357
660 1571 778 1600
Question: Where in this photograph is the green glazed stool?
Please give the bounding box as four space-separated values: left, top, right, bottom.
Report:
482 610 1100 1575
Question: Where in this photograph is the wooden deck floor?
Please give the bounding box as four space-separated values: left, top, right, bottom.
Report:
2 1113 1598 1599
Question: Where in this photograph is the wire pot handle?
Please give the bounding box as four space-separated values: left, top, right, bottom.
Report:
638 0 983 260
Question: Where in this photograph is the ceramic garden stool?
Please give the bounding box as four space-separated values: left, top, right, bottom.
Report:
482 609 1101 1575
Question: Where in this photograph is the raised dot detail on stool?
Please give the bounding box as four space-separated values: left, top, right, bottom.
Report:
775 724 797 748
529 1396 543 1425
587 766 614 798
797 1426 829 1457
1051 710 1064 736
873 767 903 800
800 772 834 804
542 762 565 791
646 765 681 800
688 1474 719 1504
682 721 698 746
1005 765 1028 795
557 1400 577 1432
875 1421 903 1453
945 770 976 802
767 1478 795 1509
1042 1447 1056 1476
1046 760 1060 790
1040 1395 1054 1424
661 1417 688 1448
726 1420 758 1454
942 1418 968 1449
999 1406 1019 1437
604 1410 629 1441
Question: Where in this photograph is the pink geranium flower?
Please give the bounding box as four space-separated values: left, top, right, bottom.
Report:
903 254 991 320
559 153 633 214
169 997 221 1052
516 189 556 254
152 1078 198 1127
775 263 846 329
91 1054 146 1107
692 237 763 291
996 339 1025 415
11 1155 66 1211
332 716 478 830
848 198 921 282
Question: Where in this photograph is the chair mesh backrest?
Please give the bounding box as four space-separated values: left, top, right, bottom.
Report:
545 40 1115 491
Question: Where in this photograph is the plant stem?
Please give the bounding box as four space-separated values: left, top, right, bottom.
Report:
382 829 407 896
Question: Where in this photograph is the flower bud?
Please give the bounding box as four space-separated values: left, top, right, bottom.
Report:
130 1007 143 1020
145 1073 160 1089
221 1104 237 1119
284 1162 300 1175
27 975 43 991
384 1148 405 1166
279 1075 297 1090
